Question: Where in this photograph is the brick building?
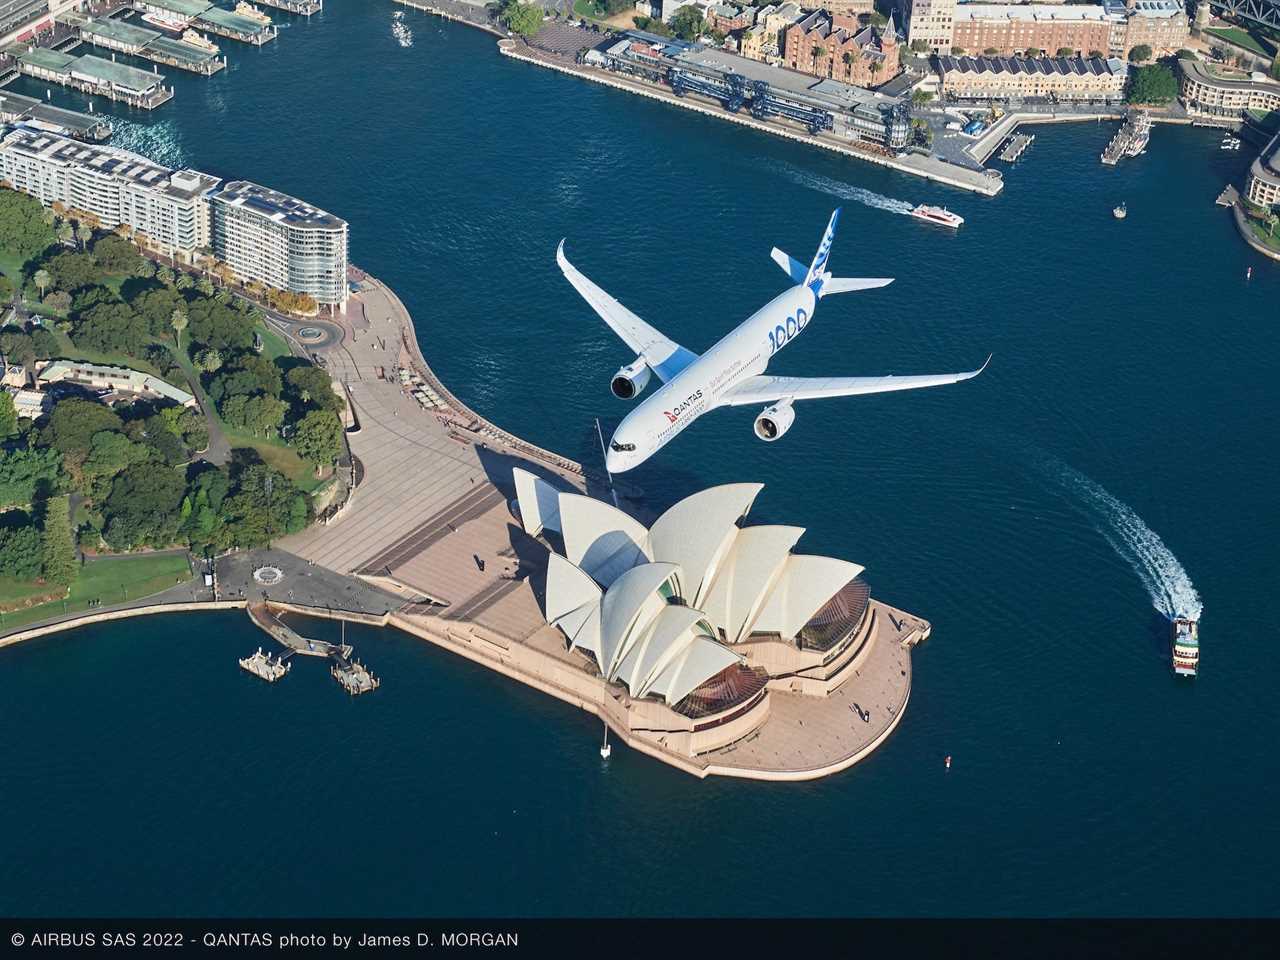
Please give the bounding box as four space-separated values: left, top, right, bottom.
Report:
783 10 901 88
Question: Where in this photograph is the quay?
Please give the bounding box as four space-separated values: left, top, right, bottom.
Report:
71 15 224 75
999 133 1034 163
0 90 111 139
14 46 172 108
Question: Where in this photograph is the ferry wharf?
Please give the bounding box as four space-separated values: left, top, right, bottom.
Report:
256 0 322 15
71 15 225 75
0 90 112 140
13 46 172 108
132 0 278 45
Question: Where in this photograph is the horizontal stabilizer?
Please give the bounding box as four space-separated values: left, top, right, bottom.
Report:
770 247 808 285
821 277 895 295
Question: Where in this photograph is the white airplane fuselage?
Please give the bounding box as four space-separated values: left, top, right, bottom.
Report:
605 283 818 473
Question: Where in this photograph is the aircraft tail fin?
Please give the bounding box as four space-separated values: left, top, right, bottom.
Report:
804 208 840 285
770 247 808 284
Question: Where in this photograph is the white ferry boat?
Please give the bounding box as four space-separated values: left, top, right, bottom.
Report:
181 28 220 53
1125 114 1152 157
235 1 273 25
140 12 186 33
910 204 964 228
1171 617 1199 677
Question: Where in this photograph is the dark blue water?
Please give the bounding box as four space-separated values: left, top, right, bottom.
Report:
2 2 1278 916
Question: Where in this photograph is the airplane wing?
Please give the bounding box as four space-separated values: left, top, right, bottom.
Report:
556 240 699 382
720 357 991 406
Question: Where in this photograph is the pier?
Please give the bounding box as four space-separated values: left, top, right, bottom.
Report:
194 7 277 45
999 133 1034 162
239 646 291 682
15 46 172 108
73 16 225 75
133 0 278 45
245 601 380 694
256 0 321 14
0 90 111 139
1102 112 1151 166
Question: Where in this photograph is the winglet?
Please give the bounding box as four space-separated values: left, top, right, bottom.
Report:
967 354 993 379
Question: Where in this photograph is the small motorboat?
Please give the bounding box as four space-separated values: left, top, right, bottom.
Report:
1113 202 1127 219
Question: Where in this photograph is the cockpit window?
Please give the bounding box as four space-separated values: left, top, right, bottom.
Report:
610 441 636 452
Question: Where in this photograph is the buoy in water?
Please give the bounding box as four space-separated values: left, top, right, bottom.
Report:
1247 266 1253 280
945 755 952 770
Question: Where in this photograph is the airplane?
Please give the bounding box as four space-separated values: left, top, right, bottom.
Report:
556 208 989 474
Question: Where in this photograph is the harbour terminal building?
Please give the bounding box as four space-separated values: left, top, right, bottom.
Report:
583 30 912 152
514 470 929 767
0 126 349 308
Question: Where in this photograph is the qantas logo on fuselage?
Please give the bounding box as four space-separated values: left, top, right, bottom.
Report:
663 389 703 424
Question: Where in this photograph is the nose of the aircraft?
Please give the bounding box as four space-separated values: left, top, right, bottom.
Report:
605 449 625 474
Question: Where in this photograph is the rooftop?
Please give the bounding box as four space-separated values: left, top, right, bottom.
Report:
70 53 167 93
956 3 1109 22
213 180 346 230
934 53 1127 78
78 16 161 48
198 6 272 34
142 0 213 16
0 127 217 199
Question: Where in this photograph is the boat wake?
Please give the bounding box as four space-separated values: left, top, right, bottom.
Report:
392 10 413 47
1046 459 1202 621
773 163 915 216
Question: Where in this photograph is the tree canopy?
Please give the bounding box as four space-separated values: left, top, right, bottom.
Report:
1127 63 1177 104
40 399 123 462
671 5 706 41
1128 44 1152 63
0 187 55 266
502 1 543 38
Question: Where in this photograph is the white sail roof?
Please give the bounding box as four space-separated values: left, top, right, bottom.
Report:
615 603 705 696
646 483 762 606
513 467 563 538
642 635 741 706
699 525 805 644
598 561 679 681
750 554 865 639
558 493 652 587
544 553 603 662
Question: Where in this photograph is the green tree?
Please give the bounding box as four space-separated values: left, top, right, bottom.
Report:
1129 44 1152 63
73 301 147 356
39 398 123 462
91 234 146 276
33 268 50 298
0 188 56 266
43 290 72 314
1024 47 1042 58
218 464 306 548
103 462 187 549
1127 63 1177 104
1057 47 1076 57
1271 56 1280 81
671 5 706 40
40 494 78 587
0 327 35 366
195 347 223 373
0 390 16 439
293 409 343 469
286 364 344 414
44 251 104 292
55 221 73 247
171 307 188 350
0 521 42 579
82 430 151 483
75 223 94 251
911 88 934 107
0 444 63 507
502 1 543 37
951 46 965 55
910 39 929 53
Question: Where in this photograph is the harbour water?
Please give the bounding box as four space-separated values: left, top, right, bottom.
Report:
2 2 1279 916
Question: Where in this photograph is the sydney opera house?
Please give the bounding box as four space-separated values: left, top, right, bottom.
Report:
513 468 930 777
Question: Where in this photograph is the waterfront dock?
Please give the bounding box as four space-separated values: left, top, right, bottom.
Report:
1102 112 1151 166
999 133 1034 162
15 46 172 108
256 0 322 14
239 646 291 682
194 7 277 45
74 16 224 75
0 90 112 139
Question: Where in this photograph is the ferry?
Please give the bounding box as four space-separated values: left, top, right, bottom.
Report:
181 28 220 54
1113 202 1127 219
910 204 964 229
235 1 273 24
1171 617 1199 677
1125 114 1152 158
140 13 186 34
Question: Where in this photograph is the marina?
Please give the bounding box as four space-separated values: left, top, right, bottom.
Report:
133 0 278 45
13 45 172 108
245 601 381 695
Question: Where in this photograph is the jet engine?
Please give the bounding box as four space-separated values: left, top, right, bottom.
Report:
610 358 652 400
753 401 795 442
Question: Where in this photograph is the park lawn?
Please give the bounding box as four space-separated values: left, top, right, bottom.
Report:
0 575 62 610
1205 27 1275 58
221 425 328 493
1245 215 1280 252
0 551 192 629
255 320 292 362
45 328 168 378
572 0 601 19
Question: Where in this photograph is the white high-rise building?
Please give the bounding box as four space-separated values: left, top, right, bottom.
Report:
907 0 957 52
210 181 349 309
0 127 217 257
